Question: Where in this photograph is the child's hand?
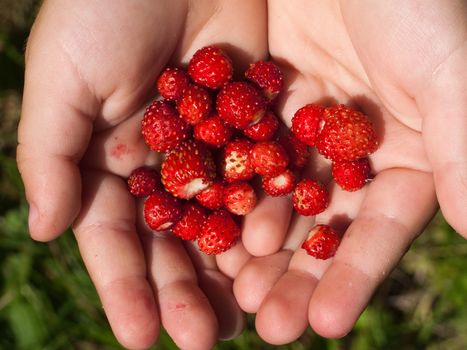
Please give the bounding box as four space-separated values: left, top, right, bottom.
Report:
218 0 467 344
17 1 268 348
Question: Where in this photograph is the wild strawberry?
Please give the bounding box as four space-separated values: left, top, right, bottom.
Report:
177 84 212 125
217 81 267 129
220 138 255 182
291 104 324 147
249 141 289 176
156 67 189 101
144 190 183 231
194 114 233 148
245 60 284 101
243 111 279 142
195 180 225 210
332 157 371 191
262 169 296 197
188 46 233 89
171 202 208 240
292 179 328 216
277 134 310 170
316 104 378 161
223 182 257 216
141 100 189 152
161 140 216 199
302 224 340 260
198 210 241 255
127 166 160 197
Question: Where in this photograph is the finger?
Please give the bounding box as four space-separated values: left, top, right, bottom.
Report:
72 171 159 349
420 45 467 237
216 241 252 279
136 204 219 350
17 38 98 241
183 241 245 340
254 180 367 344
233 250 292 313
309 169 437 338
241 193 294 256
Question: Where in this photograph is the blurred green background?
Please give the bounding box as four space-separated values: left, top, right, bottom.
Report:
1 1 467 349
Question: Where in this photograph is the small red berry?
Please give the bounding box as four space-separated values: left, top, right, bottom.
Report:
171 202 208 240
277 134 310 170
291 104 325 147
249 141 289 176
332 157 371 191
196 180 225 210
217 81 267 129
223 181 257 216
177 84 212 125
156 67 189 101
161 140 216 199
245 60 284 101
302 224 341 260
220 138 255 183
292 179 329 216
194 114 233 148
188 46 233 89
262 169 296 197
144 190 183 231
198 210 241 255
316 104 378 161
127 166 160 197
141 100 189 152
243 111 279 142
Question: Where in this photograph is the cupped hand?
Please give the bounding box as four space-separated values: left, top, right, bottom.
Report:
217 0 467 345
16 0 268 349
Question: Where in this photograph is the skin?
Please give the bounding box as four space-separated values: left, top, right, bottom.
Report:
217 0 467 345
17 0 466 348
17 0 267 349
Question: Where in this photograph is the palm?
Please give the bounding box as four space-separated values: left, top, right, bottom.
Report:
216 0 466 345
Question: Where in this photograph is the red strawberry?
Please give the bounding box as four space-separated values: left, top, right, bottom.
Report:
223 181 257 216
292 179 328 216
177 84 212 125
291 104 325 147
249 141 289 176
243 111 279 142
198 210 241 255
262 169 296 197
141 100 189 152
188 46 233 89
245 60 284 101
127 166 160 197
161 140 216 199
220 138 255 182
195 180 225 210
316 104 378 161
278 134 310 170
194 113 233 148
171 202 208 240
216 81 267 129
156 67 189 101
332 157 371 191
144 190 183 231
302 224 340 260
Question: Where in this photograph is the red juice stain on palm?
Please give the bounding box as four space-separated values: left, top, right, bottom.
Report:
111 143 129 159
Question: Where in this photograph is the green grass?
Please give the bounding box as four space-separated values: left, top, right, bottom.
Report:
2 2 467 349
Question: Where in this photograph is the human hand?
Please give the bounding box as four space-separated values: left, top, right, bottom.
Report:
217 0 467 344
16 0 268 348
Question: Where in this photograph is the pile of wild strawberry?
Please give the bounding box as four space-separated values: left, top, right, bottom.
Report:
127 46 378 259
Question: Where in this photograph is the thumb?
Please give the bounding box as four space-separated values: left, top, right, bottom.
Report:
17 6 99 241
